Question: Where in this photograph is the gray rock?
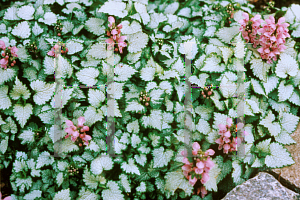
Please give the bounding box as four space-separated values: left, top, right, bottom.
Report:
222 172 300 200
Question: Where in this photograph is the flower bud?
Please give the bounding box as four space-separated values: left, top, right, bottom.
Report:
145 102 149 106
201 91 204 95
205 87 208 91
11 63 14 67
139 97 142 101
115 48 118 51
1 52 5 56
5 55 9 59
58 33 61 36
79 143 82 147
207 97 209 99
146 97 150 101
13 60 16 64
203 95 206 98
208 91 212 96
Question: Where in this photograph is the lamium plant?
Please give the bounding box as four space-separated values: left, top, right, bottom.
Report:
0 0 300 200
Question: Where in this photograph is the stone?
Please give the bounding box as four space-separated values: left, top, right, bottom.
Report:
272 121 300 190
222 172 300 200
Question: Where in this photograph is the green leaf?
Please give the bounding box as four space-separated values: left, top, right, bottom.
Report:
152 147 173 168
13 104 33 128
265 143 295 168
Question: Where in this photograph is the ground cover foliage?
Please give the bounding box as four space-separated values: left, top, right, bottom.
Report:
0 0 300 199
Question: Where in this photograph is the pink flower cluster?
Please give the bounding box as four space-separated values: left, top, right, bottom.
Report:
239 13 290 64
181 142 215 198
105 16 127 53
65 117 91 146
0 40 18 69
215 118 248 154
47 44 68 57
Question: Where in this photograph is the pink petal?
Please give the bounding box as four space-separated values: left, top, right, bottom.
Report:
205 158 215 168
242 12 249 21
201 172 210 184
192 142 200 151
108 16 115 24
237 122 244 130
215 138 223 145
195 167 204 174
47 51 55 57
226 118 233 127
72 131 79 138
278 17 285 25
111 29 118 35
117 24 123 29
83 134 92 141
0 40 5 50
77 116 85 127
244 131 249 136
117 36 127 43
224 131 231 138
65 127 75 135
0 58 8 65
65 120 74 127
196 161 205 169
105 38 114 44
218 124 226 131
182 157 190 165
80 126 89 132
183 170 189 179
278 44 286 52
205 149 215 156
189 175 197 186
181 150 187 156
201 186 207 198
223 144 230 150
182 164 192 172
223 137 231 143
192 150 198 155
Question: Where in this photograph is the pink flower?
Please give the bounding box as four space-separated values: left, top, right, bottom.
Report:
183 170 189 179
0 58 8 69
108 16 115 28
194 167 204 174
0 192 11 200
204 149 215 156
0 40 6 50
218 124 226 132
223 131 231 138
196 161 205 169
223 137 231 143
80 126 89 132
77 116 85 127
182 164 193 172
47 50 55 57
181 150 187 157
200 186 207 198
223 144 231 154
204 157 215 169
226 118 233 128
10 46 18 57
105 38 115 50
189 175 198 186
200 172 210 184
82 134 92 146
71 131 79 142
192 142 200 155
237 122 244 130
182 157 191 165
